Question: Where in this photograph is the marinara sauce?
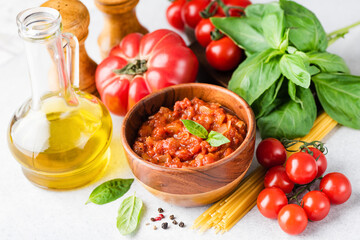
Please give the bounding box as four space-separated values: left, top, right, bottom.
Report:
133 98 247 168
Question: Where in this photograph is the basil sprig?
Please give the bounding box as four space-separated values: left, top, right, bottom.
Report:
181 119 230 147
86 178 134 205
211 0 360 139
117 194 143 235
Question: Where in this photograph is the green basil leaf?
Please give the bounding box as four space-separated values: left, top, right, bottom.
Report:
280 0 328 52
252 76 284 119
309 65 320 76
261 8 285 49
86 178 134 205
228 49 282 105
117 194 143 235
206 131 230 147
257 87 316 139
181 119 208 139
307 52 350 74
279 54 311 88
288 80 304 108
313 73 360 129
245 2 281 19
211 17 269 55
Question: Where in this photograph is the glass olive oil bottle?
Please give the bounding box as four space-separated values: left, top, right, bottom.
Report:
8 7 112 189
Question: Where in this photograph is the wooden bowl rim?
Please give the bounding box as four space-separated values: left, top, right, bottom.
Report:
121 83 255 173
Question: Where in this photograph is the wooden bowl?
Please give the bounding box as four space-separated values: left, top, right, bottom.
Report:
121 83 256 207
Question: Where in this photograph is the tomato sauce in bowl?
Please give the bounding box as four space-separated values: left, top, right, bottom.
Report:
133 97 247 168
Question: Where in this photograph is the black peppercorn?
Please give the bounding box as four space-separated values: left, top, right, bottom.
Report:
150 217 156 222
179 222 185 228
161 222 168 229
169 215 175 220
158 208 164 213
172 220 178 225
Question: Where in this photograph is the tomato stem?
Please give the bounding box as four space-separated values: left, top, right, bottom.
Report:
287 177 320 205
281 138 327 156
210 28 224 41
113 59 148 75
200 1 218 19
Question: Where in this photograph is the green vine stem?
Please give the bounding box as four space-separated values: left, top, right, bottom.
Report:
327 20 360 46
281 138 327 156
287 177 323 205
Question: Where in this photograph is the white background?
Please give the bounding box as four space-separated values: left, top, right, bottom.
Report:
0 0 360 239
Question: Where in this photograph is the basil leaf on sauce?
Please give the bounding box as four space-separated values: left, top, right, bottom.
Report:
206 131 230 147
117 194 143 235
181 119 208 139
86 178 134 205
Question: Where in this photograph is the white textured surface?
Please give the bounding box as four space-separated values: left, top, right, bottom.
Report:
0 0 360 239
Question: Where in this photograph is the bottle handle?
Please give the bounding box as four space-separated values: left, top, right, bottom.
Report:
61 32 79 88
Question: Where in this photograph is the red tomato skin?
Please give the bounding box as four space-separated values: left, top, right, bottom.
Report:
166 0 186 30
301 191 330 221
256 138 287 168
181 0 210 28
205 37 242 71
278 204 308 235
195 18 216 47
218 0 252 16
286 152 318 184
305 147 327 177
320 172 352 204
96 29 198 116
264 166 295 194
257 187 288 219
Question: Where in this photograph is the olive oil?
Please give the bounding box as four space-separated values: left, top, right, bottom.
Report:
8 92 112 189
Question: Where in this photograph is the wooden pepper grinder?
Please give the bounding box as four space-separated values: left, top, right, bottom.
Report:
95 0 148 58
41 0 98 95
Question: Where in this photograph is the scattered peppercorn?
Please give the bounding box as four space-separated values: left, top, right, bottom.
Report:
153 226 157 230
179 222 185 228
146 223 150 226
155 217 162 221
172 220 178 225
161 222 168 229
158 208 164 213
159 214 165 219
150 218 156 222
169 215 175 220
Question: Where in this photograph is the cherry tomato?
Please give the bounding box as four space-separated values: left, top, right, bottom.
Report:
278 204 308 235
320 172 352 204
257 187 288 219
286 152 318 184
301 190 330 221
166 0 186 30
264 166 294 194
205 37 242 71
181 0 210 28
195 18 216 47
218 0 252 17
256 138 287 168
305 147 327 177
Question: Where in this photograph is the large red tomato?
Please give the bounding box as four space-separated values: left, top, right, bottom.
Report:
95 30 199 116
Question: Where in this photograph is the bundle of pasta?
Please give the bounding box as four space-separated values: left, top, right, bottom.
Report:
192 112 338 233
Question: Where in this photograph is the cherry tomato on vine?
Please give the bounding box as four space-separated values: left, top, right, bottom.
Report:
256 138 287 168
305 147 327 177
195 18 216 47
181 0 210 28
264 166 294 194
257 187 288 219
218 0 252 16
278 204 308 235
205 36 242 71
301 190 330 221
286 152 318 184
166 0 186 30
320 172 352 204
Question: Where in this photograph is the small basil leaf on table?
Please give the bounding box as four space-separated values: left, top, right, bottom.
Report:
181 119 208 139
280 0 328 52
86 178 134 205
257 87 316 139
117 194 143 235
261 8 285 49
279 53 311 88
288 80 304 108
313 73 360 129
228 48 282 105
211 17 269 56
206 131 230 147
307 52 350 74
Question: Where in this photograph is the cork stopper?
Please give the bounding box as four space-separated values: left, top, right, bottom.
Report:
41 0 90 42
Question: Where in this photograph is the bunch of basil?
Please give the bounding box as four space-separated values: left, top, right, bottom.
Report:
212 0 360 139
